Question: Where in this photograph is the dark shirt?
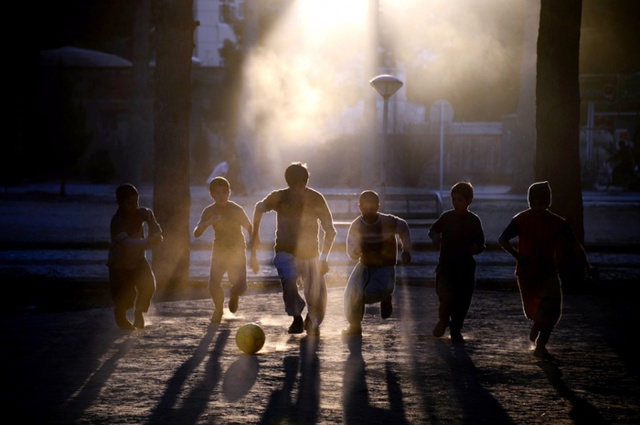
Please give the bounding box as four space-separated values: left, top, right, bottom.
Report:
428 210 485 272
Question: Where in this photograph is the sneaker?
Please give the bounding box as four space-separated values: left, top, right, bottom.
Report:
432 321 447 337
210 310 223 324
229 294 239 313
380 296 393 319
341 325 362 336
533 346 555 360
133 311 145 329
288 316 304 334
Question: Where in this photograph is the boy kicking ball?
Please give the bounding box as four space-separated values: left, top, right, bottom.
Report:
342 190 412 337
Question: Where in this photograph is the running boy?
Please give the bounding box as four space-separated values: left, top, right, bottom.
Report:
428 181 485 342
498 181 594 359
249 162 336 336
194 176 253 324
107 183 163 330
342 190 412 336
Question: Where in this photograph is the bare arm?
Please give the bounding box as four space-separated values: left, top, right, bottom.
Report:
318 203 336 259
498 237 522 262
318 199 337 274
470 216 486 255
145 209 163 247
193 216 211 238
320 226 336 260
428 216 442 248
396 219 412 264
572 239 594 273
346 221 361 261
249 202 265 273
113 232 148 248
562 225 595 274
243 220 254 246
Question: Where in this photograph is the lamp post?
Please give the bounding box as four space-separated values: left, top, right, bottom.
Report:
429 99 453 192
369 74 403 204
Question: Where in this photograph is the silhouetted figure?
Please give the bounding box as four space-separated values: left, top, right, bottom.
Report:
428 181 486 342
193 177 253 324
107 183 163 330
342 190 412 337
249 162 337 336
499 181 595 360
609 140 635 188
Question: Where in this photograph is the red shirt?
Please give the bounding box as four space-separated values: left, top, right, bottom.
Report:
500 209 574 279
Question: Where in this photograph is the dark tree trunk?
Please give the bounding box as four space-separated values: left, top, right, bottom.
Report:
536 0 585 290
127 0 152 182
152 0 196 292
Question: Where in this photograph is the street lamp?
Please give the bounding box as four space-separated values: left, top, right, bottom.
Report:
429 99 453 192
370 74 403 203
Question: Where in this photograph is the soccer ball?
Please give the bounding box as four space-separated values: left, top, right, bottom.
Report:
235 323 266 355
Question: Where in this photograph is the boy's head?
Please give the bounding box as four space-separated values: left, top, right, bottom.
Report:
451 181 474 202
284 162 309 188
450 181 473 214
209 176 230 193
527 181 552 209
209 176 231 203
115 183 139 213
116 183 139 205
358 190 380 221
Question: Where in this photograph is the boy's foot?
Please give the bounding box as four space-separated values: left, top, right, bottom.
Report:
341 325 362 336
210 310 223 324
529 323 540 343
288 316 304 334
133 311 145 329
115 310 135 330
116 319 136 330
432 321 447 337
533 346 555 360
229 294 239 313
380 296 393 319
450 330 464 342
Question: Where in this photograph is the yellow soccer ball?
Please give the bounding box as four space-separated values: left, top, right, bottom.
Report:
235 323 266 355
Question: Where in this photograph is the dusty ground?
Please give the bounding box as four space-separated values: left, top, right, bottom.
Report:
4 283 639 425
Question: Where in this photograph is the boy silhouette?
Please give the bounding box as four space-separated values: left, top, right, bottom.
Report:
194 177 253 324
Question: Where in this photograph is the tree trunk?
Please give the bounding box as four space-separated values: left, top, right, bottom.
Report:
536 0 585 290
152 0 196 293
127 0 152 182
